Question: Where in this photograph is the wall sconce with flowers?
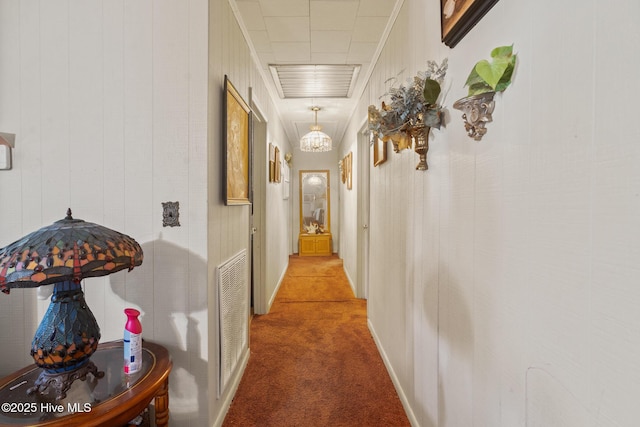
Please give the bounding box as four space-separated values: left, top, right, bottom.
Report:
368 59 448 170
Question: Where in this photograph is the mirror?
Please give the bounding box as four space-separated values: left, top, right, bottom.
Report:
299 170 330 233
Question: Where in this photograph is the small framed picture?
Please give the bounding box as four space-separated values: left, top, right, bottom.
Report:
269 143 275 182
275 146 281 183
346 152 353 190
372 134 387 167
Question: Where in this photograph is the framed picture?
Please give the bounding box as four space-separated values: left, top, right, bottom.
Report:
441 0 499 48
274 146 281 183
224 75 252 205
269 143 275 182
372 134 387 167
346 152 353 190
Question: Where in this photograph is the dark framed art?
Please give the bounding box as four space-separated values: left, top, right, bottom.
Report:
441 0 499 48
224 75 252 205
372 134 387 167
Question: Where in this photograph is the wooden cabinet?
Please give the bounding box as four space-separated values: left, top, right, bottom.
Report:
299 233 332 256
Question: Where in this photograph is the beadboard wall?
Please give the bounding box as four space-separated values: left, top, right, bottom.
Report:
0 1 291 425
340 0 640 426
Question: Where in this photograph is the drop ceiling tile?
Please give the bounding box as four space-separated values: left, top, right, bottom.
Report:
248 31 272 52
258 52 277 69
310 31 351 53
236 1 266 31
311 52 349 63
357 0 396 17
352 16 387 42
265 16 310 42
259 0 309 16
272 42 311 62
347 42 377 62
310 1 359 31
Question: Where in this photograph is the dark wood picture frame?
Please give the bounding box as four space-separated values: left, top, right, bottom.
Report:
441 0 500 48
372 133 387 167
223 75 252 205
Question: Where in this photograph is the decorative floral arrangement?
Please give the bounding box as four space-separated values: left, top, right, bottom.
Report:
368 59 448 141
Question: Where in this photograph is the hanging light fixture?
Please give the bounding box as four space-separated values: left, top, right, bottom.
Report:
300 107 332 152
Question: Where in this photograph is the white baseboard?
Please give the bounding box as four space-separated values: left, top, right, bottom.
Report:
368 319 419 427
266 260 289 311
342 264 357 297
212 345 250 427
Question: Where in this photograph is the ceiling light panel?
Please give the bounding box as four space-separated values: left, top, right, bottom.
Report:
269 64 361 98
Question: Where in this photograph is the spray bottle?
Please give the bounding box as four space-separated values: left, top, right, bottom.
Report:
123 308 142 374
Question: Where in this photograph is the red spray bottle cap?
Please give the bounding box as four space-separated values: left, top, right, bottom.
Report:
124 308 142 334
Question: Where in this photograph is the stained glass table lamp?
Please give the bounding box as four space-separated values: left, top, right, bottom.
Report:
0 209 143 399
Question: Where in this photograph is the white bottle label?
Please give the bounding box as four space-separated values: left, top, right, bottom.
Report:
124 330 142 374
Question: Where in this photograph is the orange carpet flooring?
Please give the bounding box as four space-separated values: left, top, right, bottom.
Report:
222 255 410 427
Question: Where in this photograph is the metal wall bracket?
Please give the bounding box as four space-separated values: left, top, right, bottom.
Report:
453 92 496 141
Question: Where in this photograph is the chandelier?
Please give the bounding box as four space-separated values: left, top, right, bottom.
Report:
300 107 332 152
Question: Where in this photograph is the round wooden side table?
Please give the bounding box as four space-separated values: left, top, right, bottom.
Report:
0 340 172 427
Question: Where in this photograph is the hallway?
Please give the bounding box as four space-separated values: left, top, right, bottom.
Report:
223 255 409 426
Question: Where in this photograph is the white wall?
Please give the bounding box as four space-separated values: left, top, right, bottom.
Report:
256 101 293 313
0 0 291 425
342 0 640 426
264 146 293 309
337 131 360 294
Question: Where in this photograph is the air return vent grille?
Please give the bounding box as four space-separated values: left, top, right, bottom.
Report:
269 64 360 99
217 249 248 397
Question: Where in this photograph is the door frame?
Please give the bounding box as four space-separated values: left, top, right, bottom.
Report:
249 90 268 314
356 120 371 299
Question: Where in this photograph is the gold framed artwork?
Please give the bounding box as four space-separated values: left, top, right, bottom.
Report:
269 143 276 182
346 152 353 190
372 134 387 167
268 143 282 183
224 75 252 205
275 146 281 183
341 152 353 190
441 0 499 48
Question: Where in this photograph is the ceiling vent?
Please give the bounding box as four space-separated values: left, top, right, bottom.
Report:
269 64 360 99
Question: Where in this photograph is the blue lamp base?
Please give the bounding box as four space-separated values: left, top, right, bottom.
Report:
27 281 103 400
